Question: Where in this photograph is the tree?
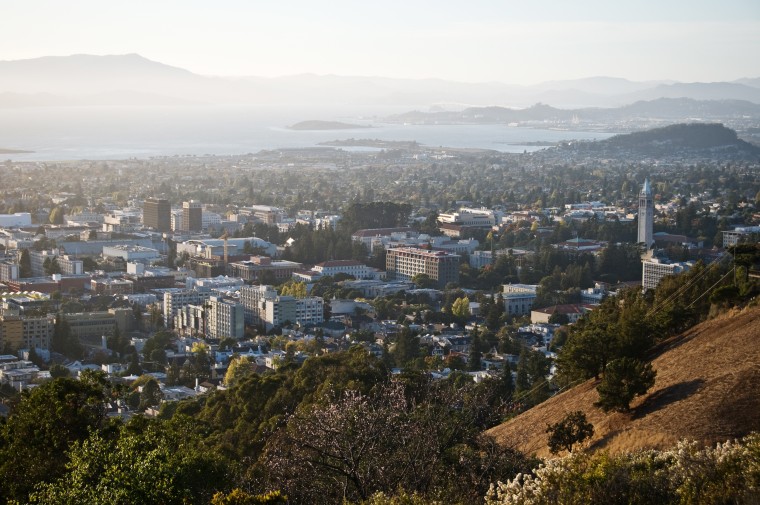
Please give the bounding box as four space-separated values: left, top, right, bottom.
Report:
43 256 61 275
411 273 436 289
126 352 142 376
52 315 82 359
546 411 594 455
280 281 307 298
451 296 471 320
28 416 231 505
393 327 419 367
468 332 482 371
19 248 32 277
224 355 254 386
48 206 64 225
0 376 110 502
49 363 71 378
138 377 163 411
595 358 656 412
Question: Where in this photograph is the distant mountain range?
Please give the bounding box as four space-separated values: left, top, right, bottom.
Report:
0 54 759 110
386 98 760 126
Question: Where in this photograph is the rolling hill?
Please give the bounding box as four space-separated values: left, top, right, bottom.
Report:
487 304 760 458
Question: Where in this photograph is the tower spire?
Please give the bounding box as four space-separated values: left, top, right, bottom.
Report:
637 179 654 249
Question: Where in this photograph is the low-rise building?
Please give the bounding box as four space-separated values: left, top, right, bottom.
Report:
0 312 55 351
530 304 593 324
312 259 375 279
227 256 302 283
722 226 760 248
502 283 538 317
91 277 134 296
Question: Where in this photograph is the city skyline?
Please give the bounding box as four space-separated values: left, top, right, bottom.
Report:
2 0 759 85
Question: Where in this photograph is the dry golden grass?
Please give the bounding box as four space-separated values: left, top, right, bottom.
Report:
486 304 760 458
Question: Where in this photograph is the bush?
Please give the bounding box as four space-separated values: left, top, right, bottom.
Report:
486 434 760 505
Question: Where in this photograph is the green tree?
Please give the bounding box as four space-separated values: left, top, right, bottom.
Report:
451 296 471 320
52 315 83 359
49 363 71 378
43 256 62 275
224 355 254 386
126 352 142 376
48 206 64 225
280 281 307 298
139 377 163 411
29 416 231 505
0 375 110 502
393 327 419 367
546 410 594 455
468 332 482 371
411 273 436 289
19 248 32 277
595 358 656 412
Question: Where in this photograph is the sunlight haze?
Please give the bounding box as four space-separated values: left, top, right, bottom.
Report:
2 0 759 83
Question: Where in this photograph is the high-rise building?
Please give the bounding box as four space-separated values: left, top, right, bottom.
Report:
239 284 324 331
637 179 654 249
385 247 459 288
182 201 202 232
641 252 693 291
143 198 171 232
207 296 245 339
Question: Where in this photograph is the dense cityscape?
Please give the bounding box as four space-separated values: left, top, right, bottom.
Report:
2 1 760 503
1 126 759 502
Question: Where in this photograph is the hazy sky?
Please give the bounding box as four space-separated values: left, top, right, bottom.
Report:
2 0 759 84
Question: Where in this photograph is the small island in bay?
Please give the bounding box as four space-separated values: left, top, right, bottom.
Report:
502 140 558 147
0 147 34 154
288 120 372 131
319 138 419 149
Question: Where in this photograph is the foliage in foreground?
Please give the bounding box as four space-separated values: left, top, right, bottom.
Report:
486 433 760 505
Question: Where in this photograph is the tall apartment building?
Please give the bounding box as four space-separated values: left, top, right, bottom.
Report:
162 289 212 328
143 198 171 232
637 179 654 249
239 284 278 327
386 247 459 289
0 261 19 282
207 296 245 339
182 201 202 232
239 284 323 331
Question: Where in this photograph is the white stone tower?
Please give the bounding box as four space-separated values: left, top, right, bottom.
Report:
637 178 654 249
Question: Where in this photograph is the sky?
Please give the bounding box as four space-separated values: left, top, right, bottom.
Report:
2 0 759 84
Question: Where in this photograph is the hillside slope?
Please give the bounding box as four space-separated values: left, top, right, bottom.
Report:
487 305 760 458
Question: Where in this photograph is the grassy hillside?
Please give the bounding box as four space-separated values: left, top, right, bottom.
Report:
487 304 760 458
